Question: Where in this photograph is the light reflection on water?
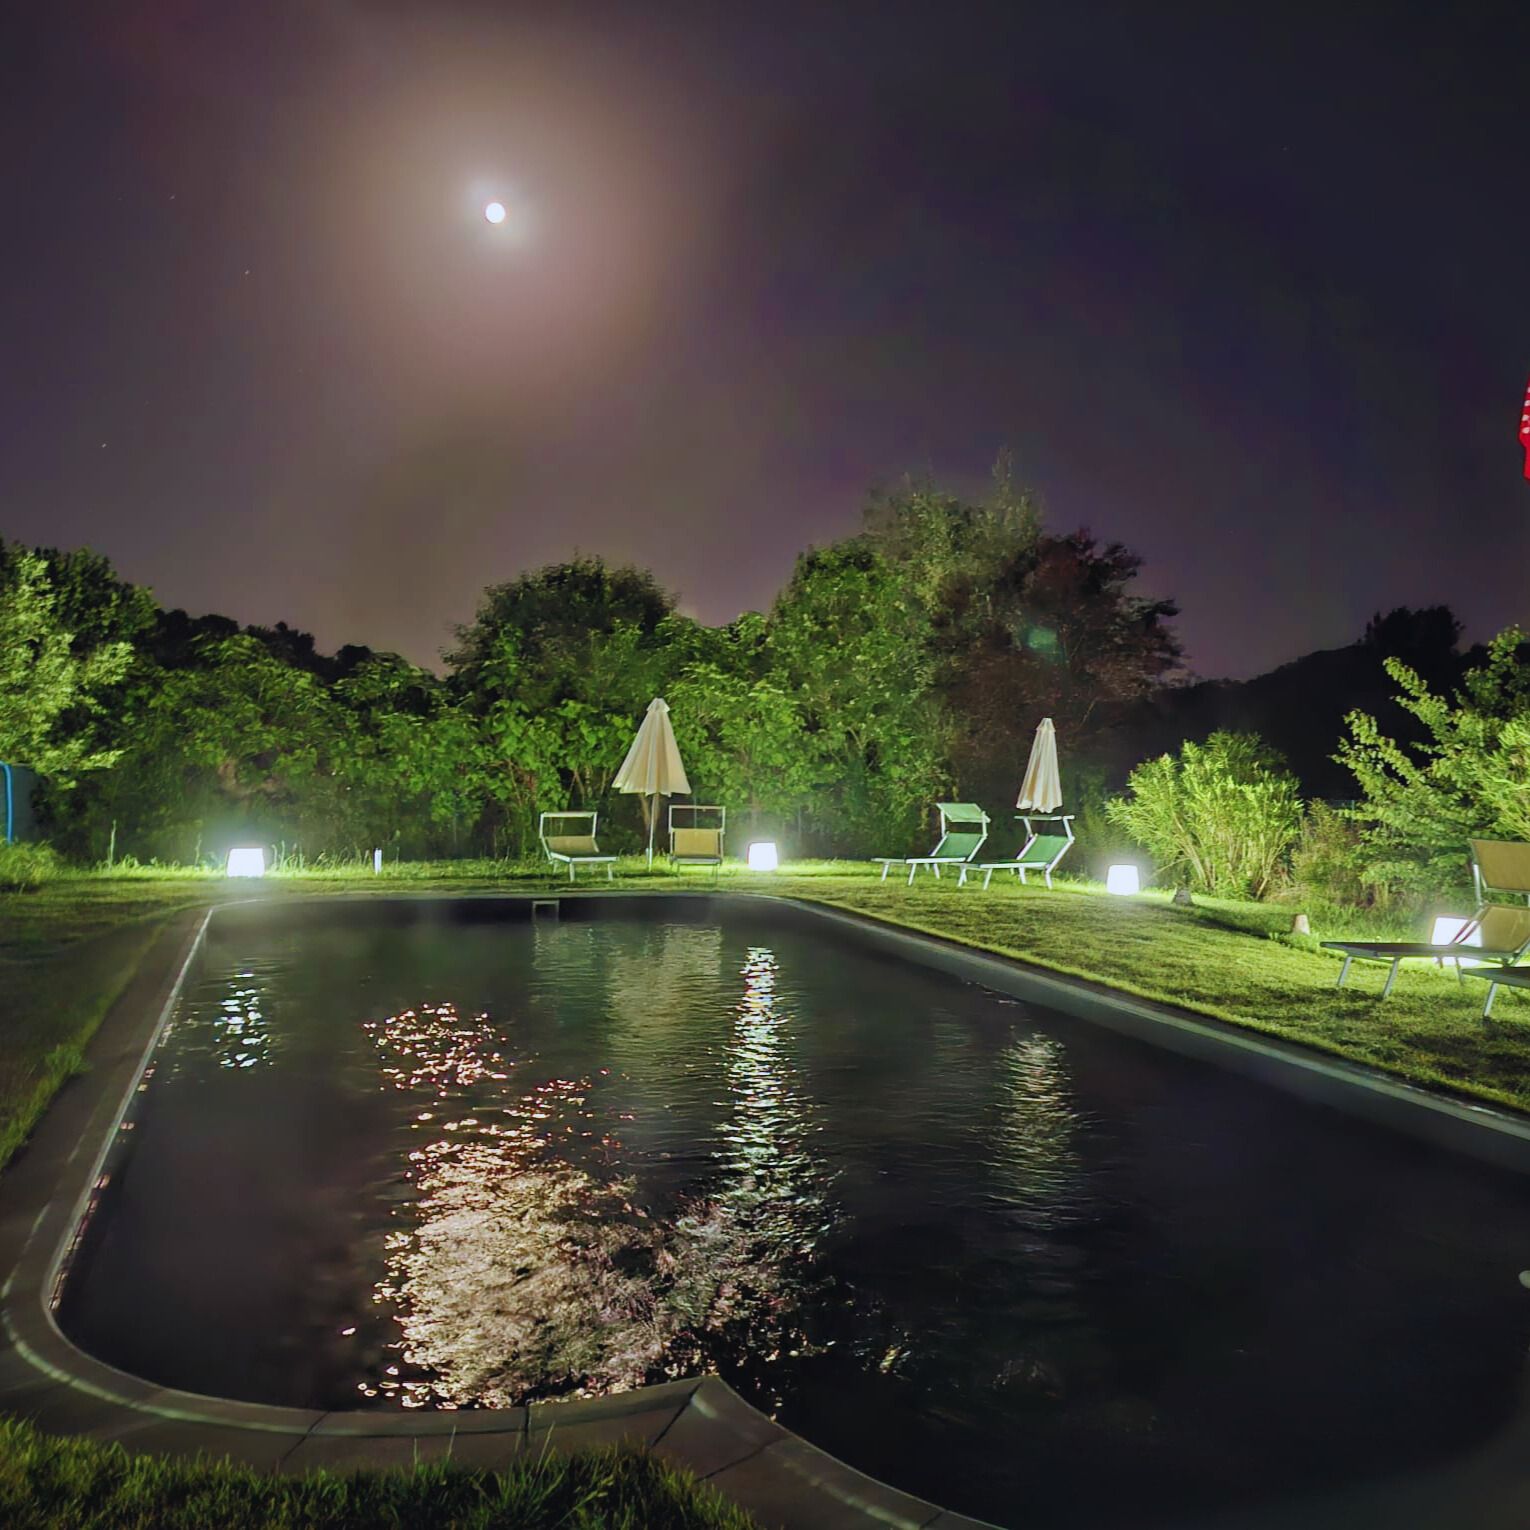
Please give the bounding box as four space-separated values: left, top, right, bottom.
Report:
171 969 275 1071
358 934 837 1407
992 1032 1089 1230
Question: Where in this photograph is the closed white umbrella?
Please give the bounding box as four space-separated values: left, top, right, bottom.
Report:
612 697 691 865
1016 717 1063 812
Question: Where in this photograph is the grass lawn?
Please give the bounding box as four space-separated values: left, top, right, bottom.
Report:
0 1417 754 1530
782 872 1530 1112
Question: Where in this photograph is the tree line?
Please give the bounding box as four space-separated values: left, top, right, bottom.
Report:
4 473 1522 904
0 471 1178 864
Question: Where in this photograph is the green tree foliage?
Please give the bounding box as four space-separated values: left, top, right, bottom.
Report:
666 616 824 831
861 471 1180 810
22 545 158 651
0 548 132 783
1288 800 1380 910
939 530 1182 803
328 656 488 854
448 557 674 704
18 463 1187 864
764 541 949 852
448 558 683 850
1338 628 1530 893
1106 732 1303 898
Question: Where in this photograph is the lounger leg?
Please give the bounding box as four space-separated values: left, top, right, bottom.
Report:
1484 983 1499 1020
881 862 891 881
957 866 967 886
1044 870 1052 889
1336 955 1352 989
606 863 613 882
1381 958 1401 999
933 865 941 880
569 862 575 883
983 868 994 890
907 863 917 886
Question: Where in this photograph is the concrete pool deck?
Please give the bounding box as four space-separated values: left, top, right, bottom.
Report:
6 890 1530 1528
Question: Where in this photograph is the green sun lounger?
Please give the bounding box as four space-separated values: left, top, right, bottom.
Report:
874 802 990 885
963 814 1075 888
1321 840 1530 998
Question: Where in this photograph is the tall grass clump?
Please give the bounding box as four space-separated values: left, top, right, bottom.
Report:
0 1416 756 1530
0 842 61 893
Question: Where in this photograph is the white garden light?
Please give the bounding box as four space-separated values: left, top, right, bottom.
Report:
1430 915 1481 947
747 841 779 872
226 847 266 878
1106 864 1140 896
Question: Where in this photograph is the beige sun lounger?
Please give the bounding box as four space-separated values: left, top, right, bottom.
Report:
538 811 617 882
1321 840 1530 998
669 804 725 880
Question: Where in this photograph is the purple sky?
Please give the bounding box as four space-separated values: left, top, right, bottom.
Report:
3 0 1528 678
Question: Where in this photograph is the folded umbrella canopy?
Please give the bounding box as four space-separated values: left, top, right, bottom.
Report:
612 697 691 865
1016 717 1062 812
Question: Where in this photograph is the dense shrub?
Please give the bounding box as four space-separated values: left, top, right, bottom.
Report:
1339 628 1530 895
0 842 61 893
1287 801 1390 910
1106 732 1302 899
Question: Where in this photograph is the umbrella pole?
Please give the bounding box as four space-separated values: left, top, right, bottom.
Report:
647 793 657 867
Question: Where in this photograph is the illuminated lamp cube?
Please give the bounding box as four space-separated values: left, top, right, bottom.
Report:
226 847 266 878
1106 864 1140 896
1431 915 1480 947
747 842 779 872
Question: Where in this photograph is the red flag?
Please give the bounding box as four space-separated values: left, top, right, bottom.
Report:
1521 375 1530 479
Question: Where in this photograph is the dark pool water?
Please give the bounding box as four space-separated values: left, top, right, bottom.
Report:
61 900 1530 1528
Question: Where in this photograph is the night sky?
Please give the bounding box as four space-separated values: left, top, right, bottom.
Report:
3 1 1527 678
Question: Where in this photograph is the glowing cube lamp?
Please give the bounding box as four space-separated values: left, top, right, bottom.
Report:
1431 915 1480 947
226 847 266 878
747 842 779 872
1106 864 1140 896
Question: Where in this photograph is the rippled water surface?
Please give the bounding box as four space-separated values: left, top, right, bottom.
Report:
62 900 1530 1527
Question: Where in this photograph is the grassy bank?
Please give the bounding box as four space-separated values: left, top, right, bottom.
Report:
0 1417 754 1530
787 874 1530 1111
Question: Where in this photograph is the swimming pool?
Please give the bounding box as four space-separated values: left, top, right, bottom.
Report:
58 897 1530 1528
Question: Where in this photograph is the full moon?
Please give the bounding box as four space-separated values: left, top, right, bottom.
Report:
484 201 506 225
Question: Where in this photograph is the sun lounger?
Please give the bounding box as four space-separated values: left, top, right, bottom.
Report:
1462 963 1530 1021
874 802 990 885
963 814 1075 888
1321 839 1530 998
669 804 725 880
538 811 617 882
